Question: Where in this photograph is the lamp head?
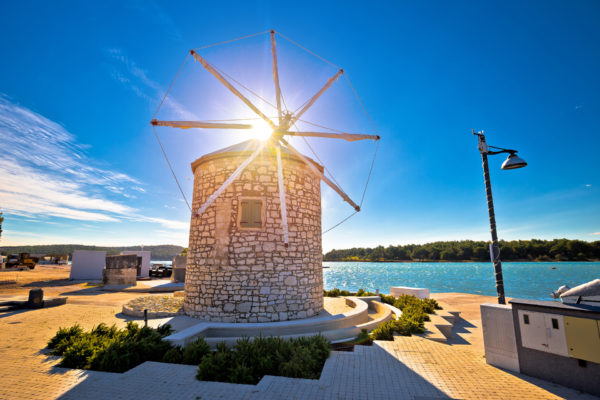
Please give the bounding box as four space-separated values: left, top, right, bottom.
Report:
501 152 527 170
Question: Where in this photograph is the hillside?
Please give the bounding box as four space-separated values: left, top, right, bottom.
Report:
324 239 600 262
0 244 184 261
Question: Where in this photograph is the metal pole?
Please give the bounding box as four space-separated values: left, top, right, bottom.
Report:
477 133 506 304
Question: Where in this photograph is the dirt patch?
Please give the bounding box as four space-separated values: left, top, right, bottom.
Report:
123 295 184 317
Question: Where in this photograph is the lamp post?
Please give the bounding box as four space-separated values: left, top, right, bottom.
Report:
474 130 527 305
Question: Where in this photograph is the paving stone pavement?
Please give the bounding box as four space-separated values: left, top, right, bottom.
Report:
1 304 598 399
2 336 598 399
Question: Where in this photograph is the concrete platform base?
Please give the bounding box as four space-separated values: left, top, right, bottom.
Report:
164 297 395 347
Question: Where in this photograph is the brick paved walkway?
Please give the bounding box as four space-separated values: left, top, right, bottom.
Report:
1 300 597 399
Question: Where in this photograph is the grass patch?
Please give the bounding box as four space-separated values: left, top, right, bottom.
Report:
125 295 184 314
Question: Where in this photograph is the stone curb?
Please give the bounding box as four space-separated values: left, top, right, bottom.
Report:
121 304 183 319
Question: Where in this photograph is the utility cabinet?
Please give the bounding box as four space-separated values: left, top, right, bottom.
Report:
510 299 600 397
518 310 569 356
564 316 600 364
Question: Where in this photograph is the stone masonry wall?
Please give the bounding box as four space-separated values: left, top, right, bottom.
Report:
184 150 323 322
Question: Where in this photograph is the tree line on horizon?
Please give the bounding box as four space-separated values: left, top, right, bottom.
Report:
0 244 184 261
323 239 600 262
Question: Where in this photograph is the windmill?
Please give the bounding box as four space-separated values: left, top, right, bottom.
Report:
150 30 380 247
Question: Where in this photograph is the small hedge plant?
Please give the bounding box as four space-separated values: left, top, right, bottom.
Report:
369 295 442 340
323 288 377 297
197 335 330 384
48 323 331 384
47 322 174 372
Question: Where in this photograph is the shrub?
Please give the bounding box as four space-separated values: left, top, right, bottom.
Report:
370 295 441 340
182 337 211 365
161 346 183 364
59 334 108 369
370 320 396 340
324 288 374 297
356 288 377 297
196 335 330 384
49 322 175 372
378 294 396 305
47 325 84 353
353 329 373 345
197 342 233 382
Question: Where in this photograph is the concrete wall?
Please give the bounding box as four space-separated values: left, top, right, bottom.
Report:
390 286 430 299
103 254 138 286
184 148 323 323
120 251 151 277
70 250 106 280
481 303 520 372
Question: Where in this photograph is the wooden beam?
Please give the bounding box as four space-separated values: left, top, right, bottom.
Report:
270 30 283 125
279 138 360 211
286 131 380 142
289 69 343 125
190 50 276 129
195 141 268 216
150 119 252 130
275 145 289 246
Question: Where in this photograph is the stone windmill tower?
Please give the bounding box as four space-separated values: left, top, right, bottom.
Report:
151 30 379 322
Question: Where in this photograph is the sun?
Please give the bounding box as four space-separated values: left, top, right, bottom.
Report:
248 119 273 142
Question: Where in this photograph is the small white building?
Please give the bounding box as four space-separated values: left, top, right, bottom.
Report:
70 250 106 280
120 251 151 277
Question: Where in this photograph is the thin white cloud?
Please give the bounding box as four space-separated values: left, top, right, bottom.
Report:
0 95 140 222
104 48 197 120
592 232 600 236
130 216 189 230
0 95 189 236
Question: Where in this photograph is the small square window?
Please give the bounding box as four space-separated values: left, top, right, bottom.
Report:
551 318 559 329
240 199 262 228
523 314 529 325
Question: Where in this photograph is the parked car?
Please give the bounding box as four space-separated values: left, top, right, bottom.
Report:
149 263 172 278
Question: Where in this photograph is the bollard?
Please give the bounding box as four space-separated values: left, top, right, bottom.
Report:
144 309 148 327
27 288 44 309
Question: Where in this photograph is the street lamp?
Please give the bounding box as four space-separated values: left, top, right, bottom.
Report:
473 130 527 305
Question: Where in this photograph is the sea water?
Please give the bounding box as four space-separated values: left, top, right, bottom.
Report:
323 261 600 301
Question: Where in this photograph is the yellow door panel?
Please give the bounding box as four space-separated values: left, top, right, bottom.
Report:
564 316 600 364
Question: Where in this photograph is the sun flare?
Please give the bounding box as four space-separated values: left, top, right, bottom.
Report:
248 120 273 142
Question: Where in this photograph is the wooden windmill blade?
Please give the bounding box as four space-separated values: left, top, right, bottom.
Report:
289 69 344 126
279 138 360 212
270 30 283 124
190 50 277 130
150 119 253 130
195 140 269 216
286 131 380 142
275 145 289 247
271 30 291 246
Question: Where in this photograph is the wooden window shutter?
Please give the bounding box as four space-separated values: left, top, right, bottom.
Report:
251 201 262 227
240 199 262 228
240 200 250 227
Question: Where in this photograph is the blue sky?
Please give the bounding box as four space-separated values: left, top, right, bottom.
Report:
0 1 598 251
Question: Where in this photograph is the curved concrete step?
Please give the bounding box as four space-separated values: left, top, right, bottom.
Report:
166 297 373 347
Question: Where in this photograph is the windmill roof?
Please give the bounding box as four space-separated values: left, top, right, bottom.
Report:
191 139 323 173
